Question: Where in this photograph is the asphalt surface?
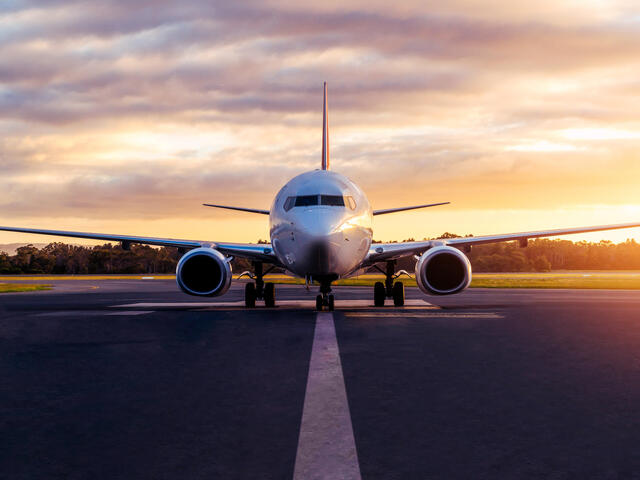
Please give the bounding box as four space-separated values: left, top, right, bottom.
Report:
1 280 640 479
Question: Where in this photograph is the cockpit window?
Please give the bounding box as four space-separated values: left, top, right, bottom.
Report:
345 196 356 210
320 195 345 206
294 195 319 207
283 194 355 211
283 197 295 211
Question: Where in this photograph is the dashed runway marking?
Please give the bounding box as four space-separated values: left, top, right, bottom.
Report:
105 310 154 316
345 312 503 319
294 312 361 480
34 310 154 317
113 299 432 309
34 311 105 317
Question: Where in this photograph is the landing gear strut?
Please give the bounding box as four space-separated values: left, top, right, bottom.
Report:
373 261 405 307
315 280 335 311
244 262 276 308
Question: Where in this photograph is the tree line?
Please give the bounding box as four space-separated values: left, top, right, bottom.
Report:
394 236 640 272
1 237 640 275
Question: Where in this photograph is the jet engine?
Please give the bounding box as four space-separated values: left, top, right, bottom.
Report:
415 245 472 295
176 247 232 297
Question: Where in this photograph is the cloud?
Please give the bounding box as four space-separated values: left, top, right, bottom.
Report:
1 0 639 242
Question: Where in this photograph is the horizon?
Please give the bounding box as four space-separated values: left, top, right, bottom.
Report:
2 230 640 257
1 1 639 245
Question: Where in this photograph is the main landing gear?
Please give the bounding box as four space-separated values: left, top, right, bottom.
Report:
373 261 406 307
243 262 276 308
315 278 335 311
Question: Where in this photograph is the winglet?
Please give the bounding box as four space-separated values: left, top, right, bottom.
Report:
321 82 329 170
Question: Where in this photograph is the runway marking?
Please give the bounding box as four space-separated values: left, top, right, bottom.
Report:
35 310 107 317
113 299 432 309
34 310 154 317
105 310 154 316
294 312 361 480
345 312 503 319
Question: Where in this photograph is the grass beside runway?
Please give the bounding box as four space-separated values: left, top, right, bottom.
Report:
2 272 640 289
0 283 52 293
470 274 640 289
0 275 175 281
261 272 640 290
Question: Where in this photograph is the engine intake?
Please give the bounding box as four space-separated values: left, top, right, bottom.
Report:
415 246 472 295
176 247 232 296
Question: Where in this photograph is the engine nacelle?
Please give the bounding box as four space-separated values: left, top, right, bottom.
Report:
176 247 232 297
415 245 472 295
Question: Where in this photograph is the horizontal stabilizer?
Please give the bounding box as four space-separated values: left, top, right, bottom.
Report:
203 204 270 215
373 202 450 216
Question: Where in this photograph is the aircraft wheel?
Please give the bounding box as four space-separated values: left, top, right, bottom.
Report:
392 281 405 306
264 282 276 307
316 294 324 311
328 294 335 311
374 281 386 307
245 282 256 308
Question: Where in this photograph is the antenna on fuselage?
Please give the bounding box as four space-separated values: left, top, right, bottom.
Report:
321 82 329 170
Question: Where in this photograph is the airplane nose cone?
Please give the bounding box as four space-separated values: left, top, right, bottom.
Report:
307 240 331 274
302 213 343 237
294 210 345 275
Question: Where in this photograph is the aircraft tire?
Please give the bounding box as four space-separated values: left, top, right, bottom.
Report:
374 281 386 307
245 282 256 308
393 281 405 306
328 294 335 311
264 282 276 307
316 294 324 311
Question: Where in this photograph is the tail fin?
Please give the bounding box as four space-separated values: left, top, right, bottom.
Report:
321 82 329 170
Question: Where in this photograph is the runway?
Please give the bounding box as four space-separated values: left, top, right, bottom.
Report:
1 280 640 479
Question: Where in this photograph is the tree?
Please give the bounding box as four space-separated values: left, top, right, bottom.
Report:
532 255 551 272
2 237 640 274
0 252 15 273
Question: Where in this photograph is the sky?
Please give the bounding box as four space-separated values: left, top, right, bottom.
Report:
1 0 640 246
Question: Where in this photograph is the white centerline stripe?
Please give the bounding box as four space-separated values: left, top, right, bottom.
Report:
294 312 361 480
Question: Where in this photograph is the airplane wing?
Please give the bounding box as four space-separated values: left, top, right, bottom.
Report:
372 202 449 215
203 204 270 215
0 226 281 265
363 221 640 266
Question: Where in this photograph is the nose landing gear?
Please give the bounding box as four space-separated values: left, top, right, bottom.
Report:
315 294 334 311
315 279 335 311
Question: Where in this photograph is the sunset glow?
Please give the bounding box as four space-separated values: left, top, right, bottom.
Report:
1 1 639 245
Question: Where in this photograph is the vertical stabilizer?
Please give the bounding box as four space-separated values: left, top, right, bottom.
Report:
321 82 329 170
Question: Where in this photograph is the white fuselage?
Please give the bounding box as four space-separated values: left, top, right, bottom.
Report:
269 170 373 279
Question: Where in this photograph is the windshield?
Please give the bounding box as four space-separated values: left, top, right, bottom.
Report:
284 195 357 211
320 195 345 206
295 195 319 207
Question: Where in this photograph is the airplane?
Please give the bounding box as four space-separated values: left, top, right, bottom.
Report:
2 82 640 311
